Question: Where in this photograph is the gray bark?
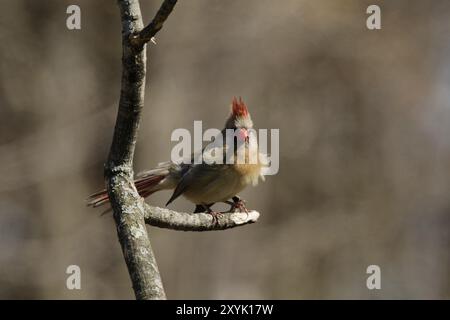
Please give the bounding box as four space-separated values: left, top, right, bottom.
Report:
106 0 175 300
144 205 260 231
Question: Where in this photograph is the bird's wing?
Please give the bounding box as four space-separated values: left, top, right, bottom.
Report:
166 131 227 206
165 168 192 206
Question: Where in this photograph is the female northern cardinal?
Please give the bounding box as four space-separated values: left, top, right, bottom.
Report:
87 97 265 218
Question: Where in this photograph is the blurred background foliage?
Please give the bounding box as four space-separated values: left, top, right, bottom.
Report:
0 0 449 299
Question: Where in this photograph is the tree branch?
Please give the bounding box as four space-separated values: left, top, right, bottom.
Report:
144 205 260 231
106 0 259 300
106 0 178 300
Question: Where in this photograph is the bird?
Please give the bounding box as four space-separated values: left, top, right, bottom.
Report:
87 97 266 220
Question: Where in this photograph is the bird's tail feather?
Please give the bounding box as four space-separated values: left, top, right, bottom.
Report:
86 165 170 208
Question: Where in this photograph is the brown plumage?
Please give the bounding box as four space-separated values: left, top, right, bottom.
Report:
87 97 265 215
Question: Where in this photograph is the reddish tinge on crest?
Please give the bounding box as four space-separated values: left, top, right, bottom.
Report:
232 97 249 118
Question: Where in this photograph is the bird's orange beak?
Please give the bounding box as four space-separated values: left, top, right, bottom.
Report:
237 128 249 142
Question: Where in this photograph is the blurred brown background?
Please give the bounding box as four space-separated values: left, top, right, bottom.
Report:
0 0 449 299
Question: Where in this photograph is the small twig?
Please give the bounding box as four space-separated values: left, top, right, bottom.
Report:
130 0 178 49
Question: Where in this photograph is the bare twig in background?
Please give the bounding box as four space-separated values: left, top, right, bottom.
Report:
107 0 259 300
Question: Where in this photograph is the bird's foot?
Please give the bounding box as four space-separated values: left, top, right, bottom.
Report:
229 196 249 214
207 209 223 225
196 204 222 224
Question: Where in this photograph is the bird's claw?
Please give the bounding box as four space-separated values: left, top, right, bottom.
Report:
230 197 249 214
208 210 223 225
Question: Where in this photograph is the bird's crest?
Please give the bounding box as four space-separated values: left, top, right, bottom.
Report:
232 97 249 118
